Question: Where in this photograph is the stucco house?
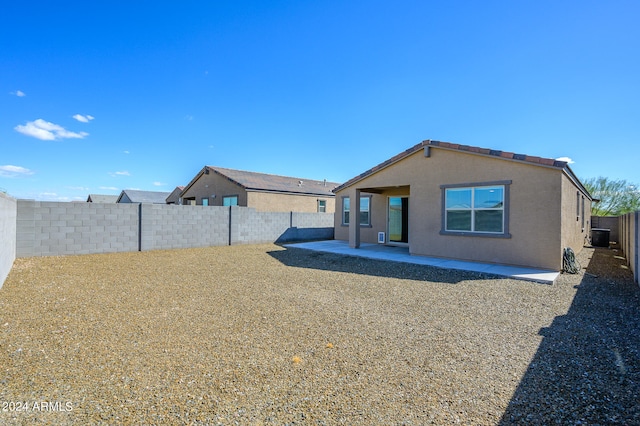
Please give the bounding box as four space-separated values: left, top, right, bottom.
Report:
180 166 340 213
334 140 592 271
116 189 172 204
166 186 185 204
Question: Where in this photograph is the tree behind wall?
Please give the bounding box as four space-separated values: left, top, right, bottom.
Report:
583 176 640 216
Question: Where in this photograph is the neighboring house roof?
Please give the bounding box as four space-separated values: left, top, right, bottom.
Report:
334 139 592 199
86 194 119 203
166 186 185 204
116 189 172 204
182 166 340 197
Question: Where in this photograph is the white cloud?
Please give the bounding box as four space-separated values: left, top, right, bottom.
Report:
0 165 34 177
123 150 130 154
73 114 95 123
109 171 130 177
15 119 89 141
555 156 575 164
153 181 166 187
11 90 26 97
39 192 59 200
99 186 119 191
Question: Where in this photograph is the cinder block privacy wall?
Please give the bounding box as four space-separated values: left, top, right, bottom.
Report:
619 212 639 286
15 200 334 258
0 193 17 289
17 201 140 257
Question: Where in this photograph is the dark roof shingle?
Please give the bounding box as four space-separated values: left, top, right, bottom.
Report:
334 139 572 193
117 189 172 204
208 166 340 196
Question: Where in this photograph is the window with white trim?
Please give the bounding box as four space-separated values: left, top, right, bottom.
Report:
445 185 505 233
317 199 327 213
342 196 371 226
359 196 371 226
342 197 350 225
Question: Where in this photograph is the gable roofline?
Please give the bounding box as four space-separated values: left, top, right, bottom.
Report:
180 166 211 197
86 194 118 203
116 189 172 204
181 166 340 197
333 140 592 199
166 186 186 203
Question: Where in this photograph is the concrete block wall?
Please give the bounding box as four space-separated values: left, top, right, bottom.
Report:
619 212 639 286
140 204 230 250
591 216 620 243
16 200 139 257
230 206 292 245
0 193 17 289
283 212 335 242
13 202 334 259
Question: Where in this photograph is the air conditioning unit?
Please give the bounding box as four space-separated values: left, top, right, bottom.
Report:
377 232 385 244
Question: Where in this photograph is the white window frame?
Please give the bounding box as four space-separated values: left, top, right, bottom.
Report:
342 197 350 225
359 195 371 226
440 180 511 238
342 195 371 226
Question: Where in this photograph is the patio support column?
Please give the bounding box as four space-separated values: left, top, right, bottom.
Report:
349 189 361 248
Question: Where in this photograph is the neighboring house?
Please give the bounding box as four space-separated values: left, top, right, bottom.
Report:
334 140 592 271
180 166 340 213
86 194 118 203
116 189 172 204
166 186 185 204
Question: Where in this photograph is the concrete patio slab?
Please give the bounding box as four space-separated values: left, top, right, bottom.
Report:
285 240 560 284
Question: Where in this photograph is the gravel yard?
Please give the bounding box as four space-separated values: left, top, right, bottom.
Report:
0 243 638 425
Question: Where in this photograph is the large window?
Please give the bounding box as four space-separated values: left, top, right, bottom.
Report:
441 181 511 237
223 195 238 206
342 196 371 226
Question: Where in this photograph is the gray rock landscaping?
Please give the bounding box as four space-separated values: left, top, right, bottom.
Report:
0 243 637 424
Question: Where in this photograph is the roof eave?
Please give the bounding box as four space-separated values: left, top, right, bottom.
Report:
563 164 593 201
333 141 427 193
245 188 336 197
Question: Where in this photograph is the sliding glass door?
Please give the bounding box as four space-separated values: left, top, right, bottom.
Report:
388 196 409 244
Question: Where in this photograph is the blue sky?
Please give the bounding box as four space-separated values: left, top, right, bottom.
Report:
1 0 638 201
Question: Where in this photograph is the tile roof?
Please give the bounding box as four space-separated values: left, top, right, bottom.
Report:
334 139 573 193
207 166 340 196
428 140 568 167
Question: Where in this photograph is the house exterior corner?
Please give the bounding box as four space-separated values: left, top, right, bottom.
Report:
334 141 592 271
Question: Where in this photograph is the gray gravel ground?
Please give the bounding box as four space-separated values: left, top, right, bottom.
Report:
0 243 638 425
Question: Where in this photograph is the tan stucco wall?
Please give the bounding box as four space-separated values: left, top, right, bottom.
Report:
181 171 335 213
335 147 580 270
181 173 248 206
561 173 591 254
247 191 335 213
